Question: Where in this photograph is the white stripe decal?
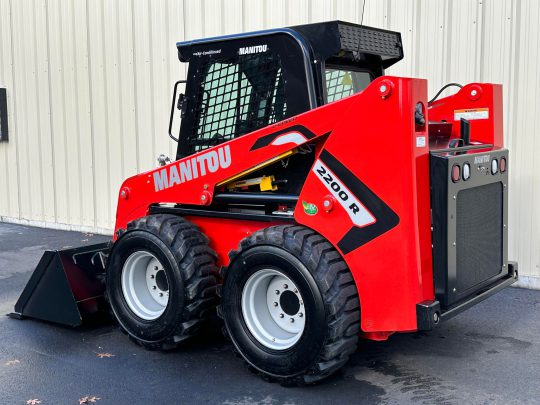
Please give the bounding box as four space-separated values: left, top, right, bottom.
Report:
270 132 308 147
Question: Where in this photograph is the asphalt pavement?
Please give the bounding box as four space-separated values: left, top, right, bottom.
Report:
0 222 539 405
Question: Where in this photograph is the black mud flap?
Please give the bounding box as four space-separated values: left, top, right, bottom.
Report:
8 242 111 327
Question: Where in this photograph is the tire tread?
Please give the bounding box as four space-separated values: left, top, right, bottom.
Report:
115 214 220 350
220 225 360 385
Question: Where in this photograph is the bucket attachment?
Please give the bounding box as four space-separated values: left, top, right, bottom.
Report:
8 242 111 327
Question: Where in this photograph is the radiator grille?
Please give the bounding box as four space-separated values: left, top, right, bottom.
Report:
456 182 503 291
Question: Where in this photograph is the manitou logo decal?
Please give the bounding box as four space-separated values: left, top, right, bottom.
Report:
239 44 268 55
153 145 231 192
474 154 490 164
313 160 376 227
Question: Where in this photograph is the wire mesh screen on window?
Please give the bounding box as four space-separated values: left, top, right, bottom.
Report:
325 69 372 103
325 69 355 102
190 53 287 152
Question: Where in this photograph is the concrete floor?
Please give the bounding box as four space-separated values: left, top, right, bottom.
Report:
0 222 538 405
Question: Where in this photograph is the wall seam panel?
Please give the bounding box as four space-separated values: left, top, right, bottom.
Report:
147 0 156 163
130 0 141 173
32 1 46 221
0 0 10 216
85 0 98 228
100 0 112 227
69 0 84 225
9 0 22 220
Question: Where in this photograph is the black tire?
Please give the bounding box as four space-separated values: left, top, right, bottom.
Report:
106 214 220 350
219 225 360 385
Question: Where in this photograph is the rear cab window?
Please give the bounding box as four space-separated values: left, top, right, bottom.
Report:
324 66 373 103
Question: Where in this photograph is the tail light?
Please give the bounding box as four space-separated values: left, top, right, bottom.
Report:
451 164 461 182
500 157 507 173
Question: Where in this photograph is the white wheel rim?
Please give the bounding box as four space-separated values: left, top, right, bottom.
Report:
121 251 169 320
241 269 306 350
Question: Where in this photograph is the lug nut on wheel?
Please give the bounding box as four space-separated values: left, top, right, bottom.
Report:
273 302 278 307
279 313 284 318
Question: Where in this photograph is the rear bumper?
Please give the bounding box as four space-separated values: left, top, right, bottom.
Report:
417 261 518 331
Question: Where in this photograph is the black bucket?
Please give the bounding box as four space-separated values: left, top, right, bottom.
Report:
8 242 110 327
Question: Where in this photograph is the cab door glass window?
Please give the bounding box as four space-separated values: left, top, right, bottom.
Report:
325 68 372 103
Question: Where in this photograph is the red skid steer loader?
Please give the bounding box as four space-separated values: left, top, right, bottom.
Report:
10 21 518 384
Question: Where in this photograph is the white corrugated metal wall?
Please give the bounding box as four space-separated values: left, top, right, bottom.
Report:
0 0 538 287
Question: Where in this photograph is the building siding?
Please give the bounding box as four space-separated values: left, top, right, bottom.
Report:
0 0 538 286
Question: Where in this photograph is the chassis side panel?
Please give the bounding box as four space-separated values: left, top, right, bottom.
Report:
296 77 433 333
114 78 505 335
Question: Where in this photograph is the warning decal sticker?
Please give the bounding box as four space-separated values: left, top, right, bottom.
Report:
454 108 489 121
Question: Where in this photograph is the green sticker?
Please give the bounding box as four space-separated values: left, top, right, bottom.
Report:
302 201 318 216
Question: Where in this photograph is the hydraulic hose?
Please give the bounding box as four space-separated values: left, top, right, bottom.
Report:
428 83 463 104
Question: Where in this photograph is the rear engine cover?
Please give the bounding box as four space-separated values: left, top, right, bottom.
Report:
430 148 508 307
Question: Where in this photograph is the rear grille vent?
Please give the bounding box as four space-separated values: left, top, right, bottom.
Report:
456 182 503 291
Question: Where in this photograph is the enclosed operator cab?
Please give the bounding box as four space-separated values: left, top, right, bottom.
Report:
172 21 403 158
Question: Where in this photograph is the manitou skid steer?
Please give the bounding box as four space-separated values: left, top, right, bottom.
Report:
10 21 517 384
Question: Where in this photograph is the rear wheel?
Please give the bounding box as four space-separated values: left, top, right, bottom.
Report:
220 225 360 385
106 214 220 350
242 269 306 350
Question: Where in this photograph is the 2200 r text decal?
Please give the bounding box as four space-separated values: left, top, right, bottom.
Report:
312 159 376 227
153 145 231 192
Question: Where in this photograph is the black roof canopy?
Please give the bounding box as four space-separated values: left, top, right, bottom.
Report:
174 21 404 158
291 20 403 69
177 20 403 69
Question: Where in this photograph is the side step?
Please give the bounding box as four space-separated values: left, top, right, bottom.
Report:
8 242 111 327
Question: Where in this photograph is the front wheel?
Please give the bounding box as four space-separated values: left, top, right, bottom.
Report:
220 226 360 385
106 214 220 350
